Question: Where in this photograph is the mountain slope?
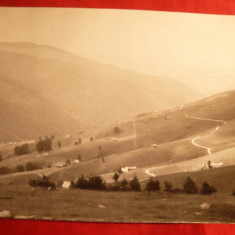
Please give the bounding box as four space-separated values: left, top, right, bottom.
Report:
0 42 202 142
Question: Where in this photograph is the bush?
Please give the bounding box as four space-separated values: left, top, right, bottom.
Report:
36 137 53 153
29 176 55 188
25 162 43 171
109 182 128 191
233 190 235 196
112 173 120 183
15 165 25 172
77 154 82 161
121 178 128 186
200 181 217 194
172 188 183 193
74 175 106 190
183 177 198 194
113 126 121 135
14 144 30 156
109 177 129 191
145 178 161 191
0 167 12 175
164 180 173 192
129 176 141 191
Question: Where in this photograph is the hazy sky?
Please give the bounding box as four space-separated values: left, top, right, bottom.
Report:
0 7 234 94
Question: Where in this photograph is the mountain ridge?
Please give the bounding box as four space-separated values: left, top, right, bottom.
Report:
0 42 203 142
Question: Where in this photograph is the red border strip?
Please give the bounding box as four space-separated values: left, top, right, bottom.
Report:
0 0 234 234
0 219 234 235
0 0 235 15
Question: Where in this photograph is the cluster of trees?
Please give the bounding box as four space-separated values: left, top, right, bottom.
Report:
0 161 44 175
25 161 43 171
26 172 235 197
73 175 106 190
162 177 217 195
70 174 220 195
29 175 55 189
0 167 12 175
14 144 30 156
36 137 52 153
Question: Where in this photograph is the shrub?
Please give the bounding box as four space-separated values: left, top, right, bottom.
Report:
15 165 25 172
36 137 53 153
129 176 141 191
113 126 121 135
74 175 106 190
29 177 55 188
25 162 43 171
172 188 183 193
232 190 235 196
200 181 217 194
145 178 161 191
14 144 30 156
87 175 106 190
121 178 128 186
183 177 198 194
164 180 173 192
0 167 12 175
112 173 120 183
109 183 128 191
77 154 82 161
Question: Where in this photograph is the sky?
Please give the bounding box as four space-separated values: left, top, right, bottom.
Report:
0 7 235 95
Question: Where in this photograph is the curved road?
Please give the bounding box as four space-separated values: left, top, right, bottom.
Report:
145 110 227 177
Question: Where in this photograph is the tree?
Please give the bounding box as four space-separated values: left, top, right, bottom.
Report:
77 154 82 161
164 180 173 192
200 181 217 194
14 144 30 156
57 141 61 149
207 160 212 169
0 167 12 175
113 126 121 135
112 173 120 183
25 162 43 171
36 138 44 153
121 178 128 187
145 178 161 191
44 136 52 152
15 165 25 172
183 177 198 194
129 176 141 191
97 146 104 163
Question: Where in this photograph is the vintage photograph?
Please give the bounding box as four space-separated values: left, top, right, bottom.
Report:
0 7 234 223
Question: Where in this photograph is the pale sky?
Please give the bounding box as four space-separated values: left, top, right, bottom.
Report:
0 7 235 94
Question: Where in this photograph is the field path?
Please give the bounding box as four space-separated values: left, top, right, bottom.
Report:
144 109 227 177
183 111 226 155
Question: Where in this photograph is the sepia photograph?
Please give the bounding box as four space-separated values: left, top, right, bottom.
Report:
0 7 234 223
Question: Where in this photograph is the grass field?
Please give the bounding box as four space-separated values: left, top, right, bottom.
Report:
0 185 234 223
0 91 234 223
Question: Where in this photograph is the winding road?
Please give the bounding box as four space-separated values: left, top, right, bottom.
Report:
144 108 227 177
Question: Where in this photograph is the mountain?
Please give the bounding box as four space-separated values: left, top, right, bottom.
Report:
0 42 202 142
